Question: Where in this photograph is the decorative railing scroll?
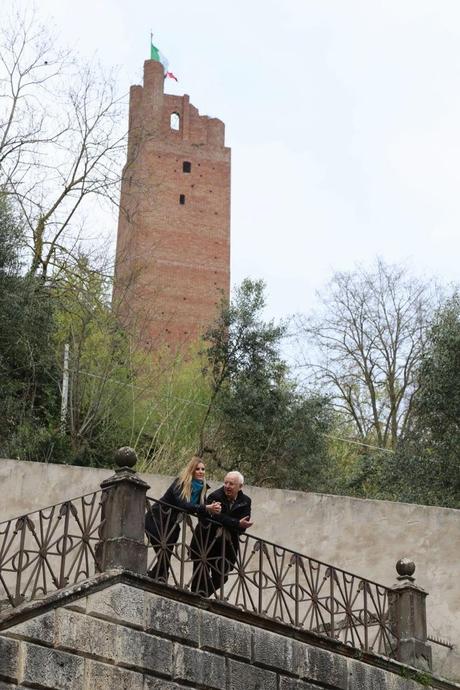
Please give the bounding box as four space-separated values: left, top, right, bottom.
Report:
0 491 104 611
0 487 399 657
145 496 398 656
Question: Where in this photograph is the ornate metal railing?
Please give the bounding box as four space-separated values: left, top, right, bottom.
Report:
145 496 398 656
0 485 403 658
2 450 438 671
0 491 105 611
0 488 399 656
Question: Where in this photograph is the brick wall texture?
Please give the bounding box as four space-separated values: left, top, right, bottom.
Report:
113 59 231 352
0 582 439 690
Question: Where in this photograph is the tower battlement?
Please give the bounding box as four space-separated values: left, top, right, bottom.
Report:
114 59 231 352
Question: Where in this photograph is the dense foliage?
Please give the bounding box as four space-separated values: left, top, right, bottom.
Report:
1 11 459 508
200 279 333 489
0 197 60 460
393 298 460 507
2 190 459 508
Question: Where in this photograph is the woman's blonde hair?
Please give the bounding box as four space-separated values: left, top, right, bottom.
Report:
178 456 206 503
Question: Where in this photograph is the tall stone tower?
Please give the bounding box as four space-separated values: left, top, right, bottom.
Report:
114 59 231 352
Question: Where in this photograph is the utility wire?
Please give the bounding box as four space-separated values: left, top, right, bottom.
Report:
322 433 394 453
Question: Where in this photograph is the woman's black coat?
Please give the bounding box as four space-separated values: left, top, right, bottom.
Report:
145 479 208 543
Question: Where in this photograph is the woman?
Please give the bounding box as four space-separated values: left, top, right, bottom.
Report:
145 456 221 581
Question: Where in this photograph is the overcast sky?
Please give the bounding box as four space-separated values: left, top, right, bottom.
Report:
6 0 460 319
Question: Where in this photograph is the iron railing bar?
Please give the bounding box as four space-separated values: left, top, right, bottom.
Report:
258 541 263 615
363 582 369 651
0 488 410 663
0 490 106 528
178 515 188 590
58 504 70 588
148 495 398 656
146 494 390 594
294 555 300 627
14 517 28 605
330 565 335 639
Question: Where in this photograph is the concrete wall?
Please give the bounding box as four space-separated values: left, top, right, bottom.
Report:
0 458 459 681
0 578 446 690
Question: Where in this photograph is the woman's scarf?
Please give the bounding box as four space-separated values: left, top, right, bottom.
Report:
190 478 204 504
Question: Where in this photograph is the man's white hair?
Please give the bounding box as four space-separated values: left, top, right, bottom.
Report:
225 470 244 487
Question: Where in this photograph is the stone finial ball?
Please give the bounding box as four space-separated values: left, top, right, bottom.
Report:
114 446 138 469
396 558 415 578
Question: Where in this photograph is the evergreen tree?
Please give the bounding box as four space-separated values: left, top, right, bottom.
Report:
355 296 460 508
402 296 460 506
0 196 59 460
201 279 332 489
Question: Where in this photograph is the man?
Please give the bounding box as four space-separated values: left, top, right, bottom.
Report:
190 471 253 596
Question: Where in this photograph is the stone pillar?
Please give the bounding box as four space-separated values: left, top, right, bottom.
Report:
388 558 432 671
97 447 150 574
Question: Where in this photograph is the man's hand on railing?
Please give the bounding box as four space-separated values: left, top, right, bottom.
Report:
206 501 222 515
239 516 253 530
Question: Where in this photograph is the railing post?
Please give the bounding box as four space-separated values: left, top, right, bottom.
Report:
388 558 432 671
97 447 150 574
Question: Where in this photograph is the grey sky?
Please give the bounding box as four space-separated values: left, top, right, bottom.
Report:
7 0 460 319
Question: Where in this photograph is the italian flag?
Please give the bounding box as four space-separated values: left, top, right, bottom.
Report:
151 41 178 81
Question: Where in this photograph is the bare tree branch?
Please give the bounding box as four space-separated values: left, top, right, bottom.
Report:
0 8 127 279
295 259 438 449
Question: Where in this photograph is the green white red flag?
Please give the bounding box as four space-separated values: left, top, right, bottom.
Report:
150 40 178 81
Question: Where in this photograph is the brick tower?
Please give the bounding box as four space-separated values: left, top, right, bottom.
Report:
113 59 231 352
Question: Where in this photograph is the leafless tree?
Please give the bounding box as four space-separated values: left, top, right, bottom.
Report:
296 259 438 449
0 8 127 279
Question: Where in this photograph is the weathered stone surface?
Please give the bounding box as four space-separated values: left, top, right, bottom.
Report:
145 592 200 644
86 583 144 627
346 660 389 690
56 608 118 661
398 638 433 672
143 680 190 690
252 627 302 674
227 658 277 690
21 642 84 689
173 644 225 689
200 609 251 659
3 459 457 681
3 610 55 645
117 626 173 675
303 646 348 689
0 637 19 681
347 664 429 690
0 580 448 690
84 659 144 690
64 599 87 614
279 678 323 690
98 470 149 574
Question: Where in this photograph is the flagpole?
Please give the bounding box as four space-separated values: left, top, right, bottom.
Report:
150 30 153 58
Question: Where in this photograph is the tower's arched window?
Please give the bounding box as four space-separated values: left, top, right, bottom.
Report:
170 112 180 131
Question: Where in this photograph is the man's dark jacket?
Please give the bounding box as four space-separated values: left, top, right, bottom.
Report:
189 486 251 594
203 486 251 550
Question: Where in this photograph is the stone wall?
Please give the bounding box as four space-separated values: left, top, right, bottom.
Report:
0 458 459 681
0 577 449 690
